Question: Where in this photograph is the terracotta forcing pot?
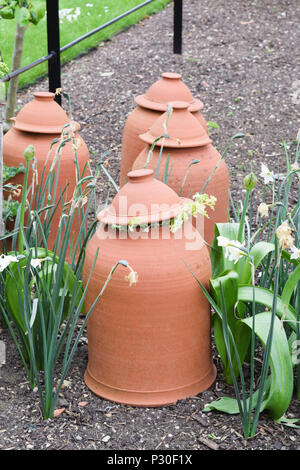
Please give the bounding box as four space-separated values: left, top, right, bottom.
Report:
3 91 90 251
132 102 230 246
83 168 216 407
120 72 208 187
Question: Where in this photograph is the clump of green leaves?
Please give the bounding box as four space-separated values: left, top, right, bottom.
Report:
188 137 300 438
2 163 24 230
0 60 9 79
0 1 45 26
0 125 132 419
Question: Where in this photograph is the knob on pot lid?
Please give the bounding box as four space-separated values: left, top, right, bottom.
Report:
139 101 211 148
135 72 204 113
12 91 75 134
97 169 188 226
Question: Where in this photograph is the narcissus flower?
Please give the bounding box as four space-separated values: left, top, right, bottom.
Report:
217 236 246 264
290 245 300 260
170 193 217 233
291 162 299 171
260 163 274 185
216 235 231 247
257 202 269 218
0 254 19 272
291 162 300 179
125 266 138 287
276 221 294 249
30 257 52 269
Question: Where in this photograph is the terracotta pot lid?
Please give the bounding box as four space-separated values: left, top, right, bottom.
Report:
135 72 204 112
139 101 211 148
97 169 188 226
12 91 72 134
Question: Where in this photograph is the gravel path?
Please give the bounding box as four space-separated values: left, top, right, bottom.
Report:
1 0 300 451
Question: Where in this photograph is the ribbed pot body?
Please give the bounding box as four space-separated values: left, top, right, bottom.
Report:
3 127 90 251
83 223 216 406
120 105 207 187
132 145 230 246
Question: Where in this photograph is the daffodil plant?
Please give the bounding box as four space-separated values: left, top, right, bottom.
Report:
0 123 136 419
187 135 300 437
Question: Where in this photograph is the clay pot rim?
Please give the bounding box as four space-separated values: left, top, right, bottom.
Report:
33 91 56 100
139 131 211 148
97 197 190 226
11 90 73 134
11 117 80 135
134 94 204 113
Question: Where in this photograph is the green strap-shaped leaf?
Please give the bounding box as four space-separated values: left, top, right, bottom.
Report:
238 242 275 285
242 313 293 420
5 248 84 331
203 396 241 414
204 313 293 420
210 270 251 383
210 223 240 279
238 285 298 332
210 270 239 332
203 380 270 415
210 223 275 283
281 263 300 306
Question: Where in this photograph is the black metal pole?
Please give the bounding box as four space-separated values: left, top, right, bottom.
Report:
0 52 54 83
173 0 183 54
46 0 61 105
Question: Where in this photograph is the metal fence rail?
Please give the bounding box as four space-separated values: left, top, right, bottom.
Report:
0 0 183 105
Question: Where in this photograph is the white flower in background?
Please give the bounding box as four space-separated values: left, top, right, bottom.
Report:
257 202 269 218
260 163 274 185
290 162 300 180
217 237 246 264
30 258 42 269
216 236 230 247
291 162 299 171
0 254 19 272
225 241 245 264
290 245 300 260
59 7 81 24
86 3 93 6
30 257 52 269
276 221 294 250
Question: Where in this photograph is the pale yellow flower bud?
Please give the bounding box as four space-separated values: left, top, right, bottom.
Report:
276 221 294 249
257 202 269 218
125 270 138 287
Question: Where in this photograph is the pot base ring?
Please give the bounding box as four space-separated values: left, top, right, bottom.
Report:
84 365 217 407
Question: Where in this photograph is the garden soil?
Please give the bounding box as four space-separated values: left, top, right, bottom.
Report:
1 0 300 451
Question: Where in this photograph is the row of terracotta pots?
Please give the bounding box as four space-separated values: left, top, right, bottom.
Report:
120 72 229 246
2 72 230 407
120 72 208 184
83 74 223 405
